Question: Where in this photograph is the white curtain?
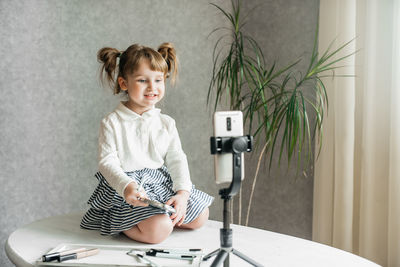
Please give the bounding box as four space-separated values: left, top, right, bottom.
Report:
313 0 400 266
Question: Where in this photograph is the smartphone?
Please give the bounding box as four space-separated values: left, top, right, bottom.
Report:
213 111 244 184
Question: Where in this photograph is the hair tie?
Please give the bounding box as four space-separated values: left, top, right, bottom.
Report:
116 52 122 58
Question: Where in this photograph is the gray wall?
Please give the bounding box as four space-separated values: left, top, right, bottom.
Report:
0 0 318 266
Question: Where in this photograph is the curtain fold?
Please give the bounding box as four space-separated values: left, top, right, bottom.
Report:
388 2 400 265
313 1 400 266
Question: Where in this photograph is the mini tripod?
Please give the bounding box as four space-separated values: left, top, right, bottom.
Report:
203 135 263 267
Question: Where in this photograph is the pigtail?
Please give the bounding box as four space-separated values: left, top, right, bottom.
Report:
158 43 179 85
97 47 122 94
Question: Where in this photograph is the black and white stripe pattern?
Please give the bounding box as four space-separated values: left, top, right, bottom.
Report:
80 166 214 236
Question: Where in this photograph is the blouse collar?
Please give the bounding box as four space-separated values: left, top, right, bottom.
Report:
115 102 161 121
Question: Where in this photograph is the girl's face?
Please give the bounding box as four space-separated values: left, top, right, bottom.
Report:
118 60 165 115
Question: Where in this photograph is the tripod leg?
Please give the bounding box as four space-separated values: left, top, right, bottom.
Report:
232 248 264 267
203 249 220 261
210 250 229 267
224 253 229 267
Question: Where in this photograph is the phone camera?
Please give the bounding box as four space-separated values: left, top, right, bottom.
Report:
226 117 232 131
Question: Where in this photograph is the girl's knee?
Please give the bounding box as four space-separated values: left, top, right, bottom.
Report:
180 208 209 230
140 215 174 243
124 214 173 244
193 207 209 229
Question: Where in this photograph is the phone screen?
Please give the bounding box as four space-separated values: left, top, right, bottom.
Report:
213 111 244 184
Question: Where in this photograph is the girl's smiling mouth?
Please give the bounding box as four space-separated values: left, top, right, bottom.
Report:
145 93 158 99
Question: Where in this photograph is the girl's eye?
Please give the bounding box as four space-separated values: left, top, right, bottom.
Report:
156 79 163 83
138 79 146 83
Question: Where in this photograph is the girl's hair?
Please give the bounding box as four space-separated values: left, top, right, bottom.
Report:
97 43 178 94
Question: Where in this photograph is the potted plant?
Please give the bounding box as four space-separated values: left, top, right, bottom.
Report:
208 0 355 226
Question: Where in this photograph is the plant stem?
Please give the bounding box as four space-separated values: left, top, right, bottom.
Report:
245 141 268 226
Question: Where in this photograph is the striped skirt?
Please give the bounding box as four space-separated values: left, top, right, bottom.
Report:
80 166 214 235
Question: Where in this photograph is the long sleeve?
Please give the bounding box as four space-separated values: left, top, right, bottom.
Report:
164 119 192 192
98 119 137 198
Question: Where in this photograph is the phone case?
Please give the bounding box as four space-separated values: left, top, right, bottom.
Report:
213 111 244 184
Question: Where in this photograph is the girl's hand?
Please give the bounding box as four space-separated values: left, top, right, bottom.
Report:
123 182 148 207
166 190 190 226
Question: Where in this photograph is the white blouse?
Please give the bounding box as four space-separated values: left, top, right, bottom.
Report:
98 102 192 198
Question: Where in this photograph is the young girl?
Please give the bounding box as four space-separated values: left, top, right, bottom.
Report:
81 43 214 244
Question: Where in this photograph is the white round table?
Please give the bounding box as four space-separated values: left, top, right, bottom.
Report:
5 212 380 267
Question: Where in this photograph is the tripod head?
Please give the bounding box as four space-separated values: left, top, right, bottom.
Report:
210 135 253 198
